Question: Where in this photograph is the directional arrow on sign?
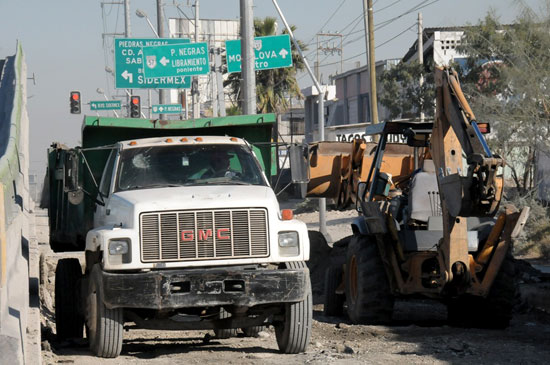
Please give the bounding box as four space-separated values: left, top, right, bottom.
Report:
160 56 170 67
121 70 133 83
225 34 292 73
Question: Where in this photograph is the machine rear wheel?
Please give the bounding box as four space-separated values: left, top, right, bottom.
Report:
345 235 394 324
448 256 517 329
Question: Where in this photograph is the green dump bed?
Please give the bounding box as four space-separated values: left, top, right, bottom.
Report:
47 114 277 252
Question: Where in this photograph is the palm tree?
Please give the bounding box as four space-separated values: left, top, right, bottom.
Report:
224 17 307 114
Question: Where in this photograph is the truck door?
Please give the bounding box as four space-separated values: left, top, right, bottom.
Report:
94 149 118 227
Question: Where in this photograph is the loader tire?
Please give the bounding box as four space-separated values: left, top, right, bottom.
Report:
323 265 344 316
345 235 394 324
55 258 84 340
448 256 517 329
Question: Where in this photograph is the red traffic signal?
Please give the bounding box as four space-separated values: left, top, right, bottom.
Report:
70 91 81 114
130 96 141 118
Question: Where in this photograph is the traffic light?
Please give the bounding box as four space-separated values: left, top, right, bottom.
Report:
70 91 81 114
130 96 141 118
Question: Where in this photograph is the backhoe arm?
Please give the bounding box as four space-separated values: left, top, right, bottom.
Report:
433 67 504 218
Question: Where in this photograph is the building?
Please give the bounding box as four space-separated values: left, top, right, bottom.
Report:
403 27 466 67
302 59 400 142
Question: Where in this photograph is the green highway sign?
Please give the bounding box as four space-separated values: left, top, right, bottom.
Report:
114 38 191 89
142 42 210 78
90 100 121 110
225 34 293 73
152 104 182 114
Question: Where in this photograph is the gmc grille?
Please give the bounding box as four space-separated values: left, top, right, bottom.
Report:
140 209 269 262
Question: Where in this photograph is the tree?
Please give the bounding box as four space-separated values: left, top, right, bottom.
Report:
224 17 307 114
458 2 550 195
378 60 435 120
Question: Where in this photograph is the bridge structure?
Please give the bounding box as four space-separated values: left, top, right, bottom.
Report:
0 43 40 364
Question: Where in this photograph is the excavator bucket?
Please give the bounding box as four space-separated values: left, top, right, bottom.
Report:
306 141 353 199
305 140 415 209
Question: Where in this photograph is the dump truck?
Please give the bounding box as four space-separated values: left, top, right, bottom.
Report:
315 67 529 328
45 114 311 358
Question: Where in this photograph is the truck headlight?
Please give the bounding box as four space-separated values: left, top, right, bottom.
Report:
109 239 129 255
278 231 299 256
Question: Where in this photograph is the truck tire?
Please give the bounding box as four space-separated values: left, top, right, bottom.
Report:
345 235 394 324
55 258 84 340
86 266 123 358
324 265 344 316
214 308 238 339
241 325 265 337
448 256 517 329
275 261 312 354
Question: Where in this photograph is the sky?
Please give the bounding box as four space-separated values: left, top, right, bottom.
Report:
0 0 542 176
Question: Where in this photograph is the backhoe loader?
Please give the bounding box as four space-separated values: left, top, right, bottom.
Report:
315 67 529 328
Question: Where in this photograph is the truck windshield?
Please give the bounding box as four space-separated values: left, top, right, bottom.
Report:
115 144 267 191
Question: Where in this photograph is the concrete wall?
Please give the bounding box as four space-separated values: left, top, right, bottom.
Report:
0 43 31 364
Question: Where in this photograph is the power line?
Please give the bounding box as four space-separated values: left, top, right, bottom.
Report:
314 23 417 70
307 0 346 45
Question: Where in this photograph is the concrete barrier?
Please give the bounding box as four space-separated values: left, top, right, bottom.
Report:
0 43 34 364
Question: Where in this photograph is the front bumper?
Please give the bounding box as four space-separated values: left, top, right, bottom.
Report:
99 266 309 310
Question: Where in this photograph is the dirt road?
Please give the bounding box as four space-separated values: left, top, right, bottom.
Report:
38 209 550 364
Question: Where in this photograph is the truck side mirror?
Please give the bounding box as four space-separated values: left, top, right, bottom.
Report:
289 143 309 199
356 181 368 212
289 143 309 184
64 150 84 205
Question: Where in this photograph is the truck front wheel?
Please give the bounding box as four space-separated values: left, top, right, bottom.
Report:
55 258 84 340
275 261 312 354
86 266 123 358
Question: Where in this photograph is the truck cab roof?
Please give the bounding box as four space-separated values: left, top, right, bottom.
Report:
117 135 248 150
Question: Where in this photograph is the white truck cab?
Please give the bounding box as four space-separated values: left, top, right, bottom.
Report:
54 135 312 358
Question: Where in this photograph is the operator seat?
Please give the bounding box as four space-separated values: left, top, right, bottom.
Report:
408 159 439 223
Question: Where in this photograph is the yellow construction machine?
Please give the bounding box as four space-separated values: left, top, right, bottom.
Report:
308 67 529 328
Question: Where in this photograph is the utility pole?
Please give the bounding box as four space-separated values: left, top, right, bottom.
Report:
418 12 424 123
193 0 200 118
215 48 226 116
124 0 131 37
363 0 378 124
241 0 256 115
157 0 166 119
124 0 131 117
316 33 344 76
210 36 218 117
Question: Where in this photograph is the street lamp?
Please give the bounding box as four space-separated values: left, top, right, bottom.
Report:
136 9 159 38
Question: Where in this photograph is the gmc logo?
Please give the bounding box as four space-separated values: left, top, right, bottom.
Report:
181 228 230 241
